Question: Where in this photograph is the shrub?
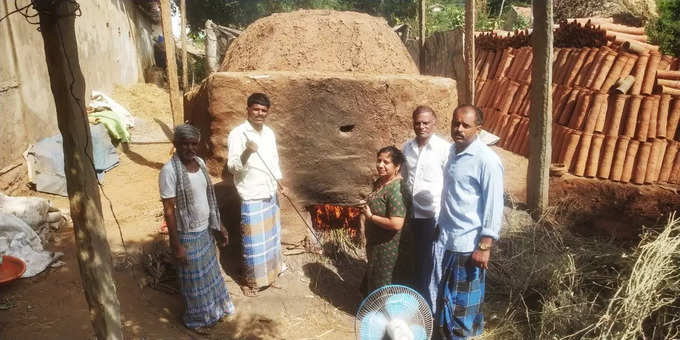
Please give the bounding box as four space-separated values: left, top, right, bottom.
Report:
647 0 680 57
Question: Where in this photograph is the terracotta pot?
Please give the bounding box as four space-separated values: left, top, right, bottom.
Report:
499 115 522 147
657 94 672 139
565 49 591 86
558 88 581 125
592 51 618 90
479 50 494 80
622 40 655 55
598 135 619 179
585 133 605 177
560 129 582 170
490 78 508 110
634 95 655 141
499 81 521 115
575 48 599 87
488 49 505 80
641 51 661 95
621 139 640 183
659 141 680 182
583 92 607 134
594 93 610 133
584 48 609 89
667 97 680 139
610 136 631 181
658 85 680 96
510 84 530 115
552 125 568 161
645 138 667 183
573 133 594 176
657 79 680 89
614 75 635 95
495 53 515 80
605 94 628 136
490 111 509 135
646 95 660 139
631 54 649 95
475 49 490 76
670 149 680 184
631 141 652 184
601 53 630 91
568 90 593 130
619 52 638 78
554 48 572 85
622 95 643 137
657 70 680 81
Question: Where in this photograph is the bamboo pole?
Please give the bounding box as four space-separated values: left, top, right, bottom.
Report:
160 0 184 126
180 0 188 90
464 0 475 104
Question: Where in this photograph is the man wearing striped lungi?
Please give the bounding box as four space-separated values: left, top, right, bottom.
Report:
435 105 504 339
160 124 235 334
227 93 287 297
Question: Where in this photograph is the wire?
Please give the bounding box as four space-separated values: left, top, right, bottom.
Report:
242 132 323 247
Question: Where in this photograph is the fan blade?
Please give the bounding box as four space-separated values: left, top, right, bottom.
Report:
409 324 427 340
385 293 419 320
359 311 388 340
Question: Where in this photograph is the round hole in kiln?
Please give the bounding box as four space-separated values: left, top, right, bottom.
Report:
339 124 355 133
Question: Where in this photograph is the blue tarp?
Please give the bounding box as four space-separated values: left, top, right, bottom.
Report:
26 124 119 196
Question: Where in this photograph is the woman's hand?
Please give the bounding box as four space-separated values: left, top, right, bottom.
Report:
360 204 373 219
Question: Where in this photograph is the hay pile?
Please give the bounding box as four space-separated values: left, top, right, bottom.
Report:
485 203 680 339
111 83 171 122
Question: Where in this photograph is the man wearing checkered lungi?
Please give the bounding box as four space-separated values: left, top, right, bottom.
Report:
435 105 504 339
228 93 288 297
160 124 235 334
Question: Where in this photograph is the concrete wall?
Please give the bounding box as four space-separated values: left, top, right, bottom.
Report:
0 0 155 168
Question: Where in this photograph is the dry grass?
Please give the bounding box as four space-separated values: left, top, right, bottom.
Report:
484 199 680 339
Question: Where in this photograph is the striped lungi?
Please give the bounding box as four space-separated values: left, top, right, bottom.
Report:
436 251 485 340
240 195 283 289
178 229 235 329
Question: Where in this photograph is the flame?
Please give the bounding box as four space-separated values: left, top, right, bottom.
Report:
308 203 362 240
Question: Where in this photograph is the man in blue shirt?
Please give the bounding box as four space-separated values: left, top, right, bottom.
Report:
435 104 504 339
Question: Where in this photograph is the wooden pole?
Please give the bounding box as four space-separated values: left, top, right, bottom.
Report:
36 1 122 339
464 0 476 104
160 0 183 126
180 0 188 90
419 0 426 70
527 0 553 217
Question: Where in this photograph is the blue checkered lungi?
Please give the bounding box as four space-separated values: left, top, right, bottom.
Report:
178 229 235 328
436 251 485 340
241 195 282 288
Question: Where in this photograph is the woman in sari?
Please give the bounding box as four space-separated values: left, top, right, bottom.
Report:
360 146 410 295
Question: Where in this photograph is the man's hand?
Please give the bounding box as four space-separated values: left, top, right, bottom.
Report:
218 226 229 247
245 140 258 154
470 236 493 269
174 244 188 266
278 184 288 198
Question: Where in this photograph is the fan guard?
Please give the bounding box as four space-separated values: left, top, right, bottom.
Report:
355 284 433 340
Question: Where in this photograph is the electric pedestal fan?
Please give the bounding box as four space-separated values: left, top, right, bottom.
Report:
355 284 433 340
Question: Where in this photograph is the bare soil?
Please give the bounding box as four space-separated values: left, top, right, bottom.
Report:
1 87 677 339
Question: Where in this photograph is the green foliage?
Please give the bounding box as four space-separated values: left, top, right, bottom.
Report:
486 0 530 18
186 0 415 33
647 0 680 57
511 12 530 30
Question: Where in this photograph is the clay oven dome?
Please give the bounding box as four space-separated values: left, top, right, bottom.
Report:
220 10 419 74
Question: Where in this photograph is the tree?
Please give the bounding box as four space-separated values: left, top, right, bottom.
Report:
648 0 680 57
527 0 553 217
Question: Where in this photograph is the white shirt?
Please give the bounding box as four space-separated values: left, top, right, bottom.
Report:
159 161 210 232
402 134 451 219
227 121 283 201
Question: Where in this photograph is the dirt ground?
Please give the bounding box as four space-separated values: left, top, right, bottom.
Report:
1 85 678 340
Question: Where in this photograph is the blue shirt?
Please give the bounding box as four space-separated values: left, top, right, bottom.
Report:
437 137 504 253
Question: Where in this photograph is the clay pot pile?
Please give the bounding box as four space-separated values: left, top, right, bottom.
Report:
475 21 680 185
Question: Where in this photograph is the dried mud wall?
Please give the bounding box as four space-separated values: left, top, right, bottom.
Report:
0 0 154 168
185 71 458 205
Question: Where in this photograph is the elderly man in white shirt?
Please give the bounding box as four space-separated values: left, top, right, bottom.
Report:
401 105 451 310
227 93 287 297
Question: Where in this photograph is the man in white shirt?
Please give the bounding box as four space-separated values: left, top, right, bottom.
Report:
227 93 287 297
401 105 451 310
